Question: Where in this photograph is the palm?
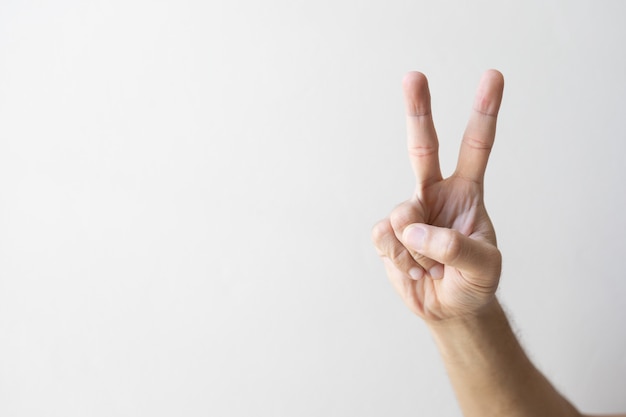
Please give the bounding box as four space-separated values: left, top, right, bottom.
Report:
374 71 504 321
419 178 488 238
404 178 497 319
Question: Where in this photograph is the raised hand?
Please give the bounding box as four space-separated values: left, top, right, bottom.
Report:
372 70 505 321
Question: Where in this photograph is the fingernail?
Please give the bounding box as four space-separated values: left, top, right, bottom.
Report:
404 225 426 251
409 267 423 280
429 264 444 280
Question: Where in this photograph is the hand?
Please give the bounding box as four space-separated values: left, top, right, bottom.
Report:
372 70 505 322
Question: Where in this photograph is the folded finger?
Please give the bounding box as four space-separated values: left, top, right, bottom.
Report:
372 219 426 280
388 201 444 279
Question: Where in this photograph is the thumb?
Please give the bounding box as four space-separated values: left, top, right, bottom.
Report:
402 224 501 284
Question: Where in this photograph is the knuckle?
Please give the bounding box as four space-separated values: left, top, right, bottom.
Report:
408 144 438 159
389 201 414 231
371 219 391 246
462 134 493 151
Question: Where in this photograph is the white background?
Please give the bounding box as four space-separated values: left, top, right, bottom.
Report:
1 0 625 416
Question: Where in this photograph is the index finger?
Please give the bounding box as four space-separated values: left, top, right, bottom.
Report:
403 72 443 188
454 70 505 183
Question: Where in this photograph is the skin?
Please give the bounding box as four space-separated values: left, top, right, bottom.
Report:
372 70 502 321
372 70 625 417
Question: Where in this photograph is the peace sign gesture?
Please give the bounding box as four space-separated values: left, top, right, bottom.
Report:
372 70 505 321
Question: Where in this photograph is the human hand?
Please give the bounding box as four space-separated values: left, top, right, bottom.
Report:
372 70 505 322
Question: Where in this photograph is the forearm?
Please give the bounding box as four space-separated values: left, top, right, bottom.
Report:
427 299 581 417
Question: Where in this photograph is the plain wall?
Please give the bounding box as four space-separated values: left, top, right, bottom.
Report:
1 0 625 415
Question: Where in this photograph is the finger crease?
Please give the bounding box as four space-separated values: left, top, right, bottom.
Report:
408 146 438 158
472 107 498 118
462 136 492 151
407 111 432 119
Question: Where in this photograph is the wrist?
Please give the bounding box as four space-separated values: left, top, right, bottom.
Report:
424 298 523 366
424 295 501 332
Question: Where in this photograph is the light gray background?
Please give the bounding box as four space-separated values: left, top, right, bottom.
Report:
1 0 625 416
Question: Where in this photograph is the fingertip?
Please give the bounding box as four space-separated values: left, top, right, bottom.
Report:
428 263 444 280
474 69 505 116
402 71 427 89
402 72 431 116
482 69 504 87
371 218 391 244
409 266 425 281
